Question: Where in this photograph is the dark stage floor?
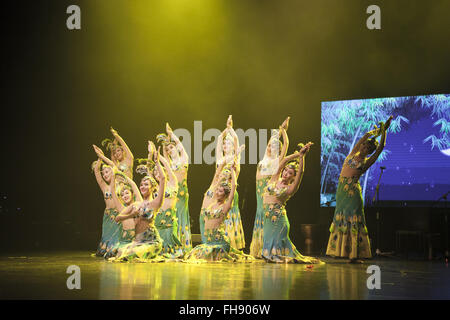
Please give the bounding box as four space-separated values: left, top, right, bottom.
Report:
0 251 448 300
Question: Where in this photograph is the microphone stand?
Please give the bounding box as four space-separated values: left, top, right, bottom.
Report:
372 166 392 257
438 192 449 263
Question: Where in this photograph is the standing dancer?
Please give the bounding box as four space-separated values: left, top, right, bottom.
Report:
151 141 184 259
326 116 393 263
215 115 246 250
102 127 134 179
158 123 192 249
93 144 137 258
250 117 290 258
111 149 166 262
91 152 122 257
261 142 321 264
185 168 253 262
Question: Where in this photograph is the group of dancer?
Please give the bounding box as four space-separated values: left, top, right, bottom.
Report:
92 115 392 264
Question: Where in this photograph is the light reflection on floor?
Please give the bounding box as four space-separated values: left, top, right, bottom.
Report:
0 251 449 299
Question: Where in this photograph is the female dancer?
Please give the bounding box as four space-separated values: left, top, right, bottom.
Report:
102 127 134 179
215 116 246 250
111 148 166 262
93 144 137 258
326 116 393 262
150 141 184 259
158 123 192 249
261 142 321 264
200 159 235 242
185 168 253 262
250 117 290 258
91 152 122 257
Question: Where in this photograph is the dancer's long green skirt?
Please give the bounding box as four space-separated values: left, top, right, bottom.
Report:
326 176 372 259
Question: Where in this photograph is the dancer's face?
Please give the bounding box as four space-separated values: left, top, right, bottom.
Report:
140 179 150 197
166 144 178 159
215 186 226 200
101 167 112 183
121 189 132 205
114 147 124 161
282 167 295 183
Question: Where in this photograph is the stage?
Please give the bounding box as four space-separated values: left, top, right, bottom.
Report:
0 251 448 300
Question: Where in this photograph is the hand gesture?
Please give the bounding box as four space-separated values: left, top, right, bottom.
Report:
148 140 156 154
226 115 233 129
166 123 173 136
298 142 313 156
154 146 161 162
385 116 393 130
93 144 104 156
281 116 290 130
110 127 118 137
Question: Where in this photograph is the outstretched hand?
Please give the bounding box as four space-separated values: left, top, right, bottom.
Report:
281 116 290 130
298 142 313 156
93 144 104 156
166 123 173 135
226 115 233 129
154 146 161 162
385 116 393 130
148 140 156 154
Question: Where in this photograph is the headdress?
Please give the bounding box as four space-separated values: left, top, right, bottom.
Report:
101 138 122 152
156 133 175 147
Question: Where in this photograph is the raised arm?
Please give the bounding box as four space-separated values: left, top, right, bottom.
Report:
279 127 289 160
287 143 312 196
269 151 301 184
166 123 189 165
110 127 134 161
159 153 177 186
124 174 143 202
363 116 393 170
209 161 226 191
93 145 115 167
215 129 226 165
222 169 237 215
110 169 125 211
149 148 166 210
92 159 106 190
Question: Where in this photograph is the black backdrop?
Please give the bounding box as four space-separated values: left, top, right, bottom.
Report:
2 0 450 253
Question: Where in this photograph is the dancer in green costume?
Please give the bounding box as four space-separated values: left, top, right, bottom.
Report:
250 117 290 258
326 116 393 262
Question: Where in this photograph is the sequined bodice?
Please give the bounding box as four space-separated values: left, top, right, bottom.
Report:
265 182 289 200
202 206 224 220
104 191 113 200
118 163 129 173
138 206 155 220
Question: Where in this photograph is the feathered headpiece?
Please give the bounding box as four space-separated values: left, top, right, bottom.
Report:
135 158 155 176
286 159 300 173
101 138 121 152
156 133 175 147
219 180 232 195
91 160 111 172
